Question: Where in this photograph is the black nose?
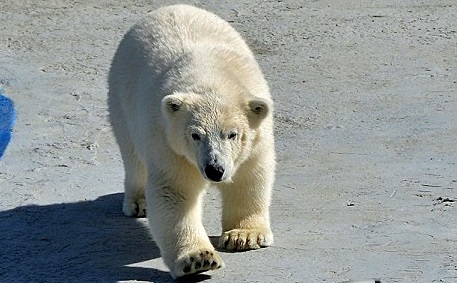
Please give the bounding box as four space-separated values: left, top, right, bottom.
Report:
204 164 224 182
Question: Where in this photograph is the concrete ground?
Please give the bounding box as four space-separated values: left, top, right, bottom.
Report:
0 1 455 282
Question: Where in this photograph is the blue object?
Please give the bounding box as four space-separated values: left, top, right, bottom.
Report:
0 89 16 159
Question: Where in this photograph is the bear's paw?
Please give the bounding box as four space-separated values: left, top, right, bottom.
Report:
173 249 224 278
122 197 146 217
219 228 273 251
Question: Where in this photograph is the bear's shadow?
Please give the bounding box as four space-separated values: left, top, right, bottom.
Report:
0 193 210 282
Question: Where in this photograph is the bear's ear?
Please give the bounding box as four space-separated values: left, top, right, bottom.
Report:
247 97 271 128
162 95 183 114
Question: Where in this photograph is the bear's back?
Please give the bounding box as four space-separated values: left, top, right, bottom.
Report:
108 5 257 99
108 5 270 132
133 5 253 60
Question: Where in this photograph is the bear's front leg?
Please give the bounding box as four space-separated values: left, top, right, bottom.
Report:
146 182 224 279
218 156 275 251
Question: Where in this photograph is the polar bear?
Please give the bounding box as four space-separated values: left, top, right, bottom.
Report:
108 4 275 279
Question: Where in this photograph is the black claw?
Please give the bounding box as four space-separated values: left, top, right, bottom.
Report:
190 257 194 262
183 266 191 273
195 262 201 269
134 204 139 215
211 261 217 267
203 260 210 267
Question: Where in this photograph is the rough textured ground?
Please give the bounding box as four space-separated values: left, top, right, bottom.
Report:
0 1 456 282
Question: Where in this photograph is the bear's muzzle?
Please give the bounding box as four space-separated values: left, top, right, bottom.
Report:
204 164 225 182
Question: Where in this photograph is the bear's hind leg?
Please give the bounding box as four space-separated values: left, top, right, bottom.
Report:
121 143 147 217
109 99 147 217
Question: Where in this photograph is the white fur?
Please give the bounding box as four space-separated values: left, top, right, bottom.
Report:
108 4 275 279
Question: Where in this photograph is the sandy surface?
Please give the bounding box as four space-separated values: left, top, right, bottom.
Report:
1 1 456 282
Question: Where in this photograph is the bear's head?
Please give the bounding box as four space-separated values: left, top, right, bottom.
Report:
161 91 270 182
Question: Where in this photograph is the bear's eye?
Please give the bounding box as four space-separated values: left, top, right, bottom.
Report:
228 132 237 140
191 133 201 141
